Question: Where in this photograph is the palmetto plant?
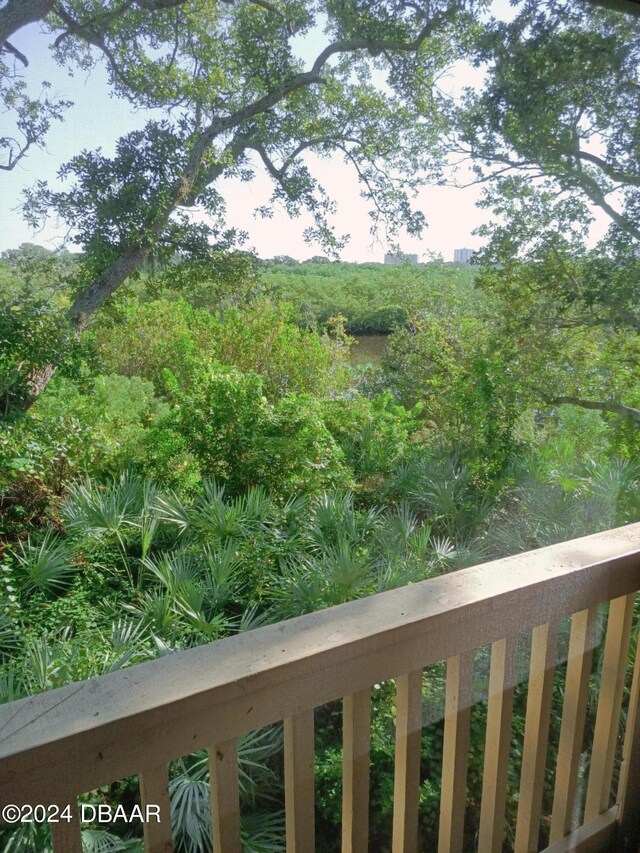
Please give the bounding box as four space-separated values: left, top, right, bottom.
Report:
170 727 284 853
269 555 325 617
1 812 147 851
152 490 191 536
62 473 154 586
234 604 274 634
409 454 495 544
341 420 398 482
384 450 496 550
188 727 282 803
189 485 246 542
485 456 640 558
374 501 432 563
0 809 144 851
172 578 233 641
80 829 142 852
138 541 268 645
240 811 287 853
3 466 515 852
373 503 467 589
312 535 376 605
202 540 246 607
22 637 66 693
579 458 640 524
486 479 586 557
376 553 426 592
305 491 383 552
429 535 459 565
170 777 212 853
141 550 201 594
389 455 425 501
123 589 180 643
0 610 21 660
154 481 272 544
100 618 150 674
12 530 77 597
0 822 53 853
0 668 24 704
63 472 143 542
135 479 160 561
272 539 376 614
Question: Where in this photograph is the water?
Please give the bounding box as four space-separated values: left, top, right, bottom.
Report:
350 334 389 365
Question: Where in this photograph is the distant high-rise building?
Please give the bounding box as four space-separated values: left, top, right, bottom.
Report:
384 252 418 265
454 248 474 265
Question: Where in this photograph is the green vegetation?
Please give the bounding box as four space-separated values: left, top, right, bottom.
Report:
3 246 640 851
2 0 640 851
262 259 477 333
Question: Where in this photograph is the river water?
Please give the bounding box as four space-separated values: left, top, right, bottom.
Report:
350 334 389 365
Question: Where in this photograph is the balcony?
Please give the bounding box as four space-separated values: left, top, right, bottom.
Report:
1 523 640 853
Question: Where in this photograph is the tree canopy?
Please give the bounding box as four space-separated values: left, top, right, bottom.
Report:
4 0 640 425
456 0 640 427
460 0 640 240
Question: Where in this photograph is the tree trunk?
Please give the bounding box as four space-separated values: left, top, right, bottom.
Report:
13 245 150 413
0 0 54 46
68 245 150 332
21 363 58 412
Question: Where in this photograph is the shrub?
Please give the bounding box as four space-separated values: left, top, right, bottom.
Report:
160 366 353 497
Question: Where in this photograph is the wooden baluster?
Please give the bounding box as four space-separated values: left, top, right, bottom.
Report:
140 764 173 852
584 593 635 823
617 606 640 851
438 650 474 853
50 799 82 853
285 711 315 853
549 607 597 844
514 623 558 853
392 670 423 853
210 739 241 853
342 690 371 853
478 637 516 853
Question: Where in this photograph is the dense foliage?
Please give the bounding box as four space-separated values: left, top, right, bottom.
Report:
3 0 640 851
261 259 477 333
457 0 640 433
3 245 640 851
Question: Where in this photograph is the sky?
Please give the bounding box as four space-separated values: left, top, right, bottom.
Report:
0 2 592 264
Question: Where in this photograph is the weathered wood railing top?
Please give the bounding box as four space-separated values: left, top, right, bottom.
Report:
2 522 640 852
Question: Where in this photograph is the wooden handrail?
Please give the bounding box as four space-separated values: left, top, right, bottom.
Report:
2 523 640 852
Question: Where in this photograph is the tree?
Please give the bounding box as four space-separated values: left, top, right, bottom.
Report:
456 0 640 427
381 288 524 479
0 0 291 169
471 183 640 435
459 0 640 241
1 0 478 412
0 245 84 417
0 243 77 298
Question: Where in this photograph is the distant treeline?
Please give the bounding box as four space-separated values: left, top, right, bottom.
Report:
261 260 478 334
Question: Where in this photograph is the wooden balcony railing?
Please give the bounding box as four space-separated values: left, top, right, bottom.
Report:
2 524 640 852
